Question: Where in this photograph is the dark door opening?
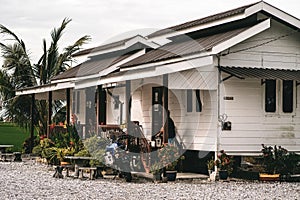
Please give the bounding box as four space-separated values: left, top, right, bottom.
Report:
152 87 163 135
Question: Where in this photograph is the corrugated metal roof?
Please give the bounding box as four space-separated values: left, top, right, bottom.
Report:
148 3 256 38
121 26 250 68
72 36 136 57
52 52 133 81
220 66 300 81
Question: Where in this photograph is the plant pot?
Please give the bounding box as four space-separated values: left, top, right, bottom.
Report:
209 171 216 181
153 172 162 181
166 170 177 181
219 170 228 180
259 173 280 181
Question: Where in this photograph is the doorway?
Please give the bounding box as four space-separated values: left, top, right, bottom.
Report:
152 87 163 134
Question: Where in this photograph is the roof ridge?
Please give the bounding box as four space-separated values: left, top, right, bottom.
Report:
147 2 259 38
72 35 142 57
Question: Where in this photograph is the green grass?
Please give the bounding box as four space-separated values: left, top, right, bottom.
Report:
0 122 31 152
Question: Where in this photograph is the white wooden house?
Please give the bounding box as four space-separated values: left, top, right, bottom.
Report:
73 1 299 155
17 1 300 172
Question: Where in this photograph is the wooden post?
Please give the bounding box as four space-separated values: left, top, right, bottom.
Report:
47 91 52 137
125 80 131 133
163 74 169 144
30 94 35 153
66 88 71 126
97 85 107 125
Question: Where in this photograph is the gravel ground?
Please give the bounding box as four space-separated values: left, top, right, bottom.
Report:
0 160 299 200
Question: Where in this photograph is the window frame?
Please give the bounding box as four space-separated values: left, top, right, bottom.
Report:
186 89 203 113
280 80 296 114
263 79 296 116
264 79 277 113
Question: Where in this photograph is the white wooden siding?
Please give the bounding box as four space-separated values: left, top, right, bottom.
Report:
219 78 300 154
168 66 217 90
219 19 300 70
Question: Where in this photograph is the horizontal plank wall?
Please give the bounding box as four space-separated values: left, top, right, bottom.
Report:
172 89 217 151
218 18 300 155
220 19 300 70
219 78 300 155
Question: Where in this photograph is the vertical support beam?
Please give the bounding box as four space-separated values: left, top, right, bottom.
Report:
30 94 35 153
163 74 169 144
66 88 71 126
47 91 52 137
97 85 104 134
96 85 100 135
216 56 222 172
97 85 107 125
97 85 102 126
125 80 131 133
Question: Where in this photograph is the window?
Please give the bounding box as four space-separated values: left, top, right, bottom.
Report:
265 80 276 112
282 80 293 113
195 90 202 112
187 90 193 112
76 91 80 114
114 95 120 110
187 89 203 112
264 79 294 114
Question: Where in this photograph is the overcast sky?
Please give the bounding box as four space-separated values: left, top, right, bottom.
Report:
0 0 299 64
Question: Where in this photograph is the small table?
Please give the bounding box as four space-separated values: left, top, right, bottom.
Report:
0 145 14 153
64 156 96 178
0 145 14 162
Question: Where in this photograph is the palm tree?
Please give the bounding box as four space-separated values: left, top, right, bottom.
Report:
0 24 35 127
33 18 90 135
34 18 90 85
0 18 90 134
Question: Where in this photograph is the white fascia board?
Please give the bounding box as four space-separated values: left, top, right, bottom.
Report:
120 51 211 72
94 56 213 86
148 14 246 42
98 49 146 76
75 79 99 90
85 35 159 57
211 18 271 54
51 77 76 84
245 2 300 29
16 82 74 96
125 35 160 49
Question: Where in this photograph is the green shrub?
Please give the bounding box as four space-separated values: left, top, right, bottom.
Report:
32 145 43 156
83 135 110 166
260 144 300 175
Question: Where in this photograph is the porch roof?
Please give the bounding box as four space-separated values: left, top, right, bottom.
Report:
15 82 74 100
219 66 300 81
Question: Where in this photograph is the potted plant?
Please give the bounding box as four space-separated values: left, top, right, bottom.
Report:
207 158 215 175
215 150 234 180
150 162 163 181
157 144 185 181
259 144 300 181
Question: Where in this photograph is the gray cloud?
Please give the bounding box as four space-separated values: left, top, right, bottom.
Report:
0 0 299 64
